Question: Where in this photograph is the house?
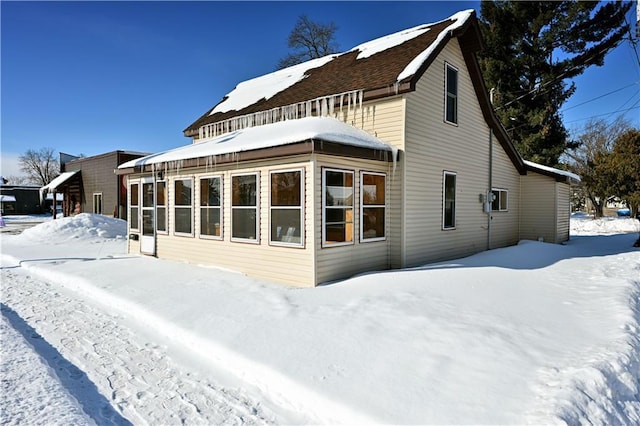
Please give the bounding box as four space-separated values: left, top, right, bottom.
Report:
0 183 43 215
118 10 579 287
43 150 148 219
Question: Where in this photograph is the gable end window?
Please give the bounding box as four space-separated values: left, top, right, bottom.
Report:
442 171 456 229
232 173 259 242
491 189 508 212
445 63 458 125
174 178 193 236
200 176 222 239
323 168 354 247
270 169 303 247
360 172 386 242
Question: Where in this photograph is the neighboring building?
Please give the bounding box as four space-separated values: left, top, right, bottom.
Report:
118 10 579 287
43 150 148 218
0 184 42 215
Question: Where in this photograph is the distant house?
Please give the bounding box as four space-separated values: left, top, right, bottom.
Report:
43 150 148 218
118 10 579 287
0 183 42 215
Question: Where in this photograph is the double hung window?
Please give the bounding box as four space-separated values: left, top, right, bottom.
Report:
360 172 386 241
323 169 354 246
174 178 193 235
130 183 139 230
200 177 222 238
443 171 456 229
270 170 303 246
232 173 259 242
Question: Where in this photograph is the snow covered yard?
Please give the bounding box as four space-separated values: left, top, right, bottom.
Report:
1 213 639 424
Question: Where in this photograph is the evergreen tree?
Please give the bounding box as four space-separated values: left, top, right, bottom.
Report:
479 1 632 166
605 129 640 216
277 15 339 69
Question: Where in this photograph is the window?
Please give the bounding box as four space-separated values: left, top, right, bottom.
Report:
360 172 386 241
232 173 259 242
443 171 456 229
491 189 508 211
200 176 222 238
93 193 102 214
270 169 303 246
445 63 458 124
323 169 354 247
130 183 139 230
156 181 167 233
174 178 193 235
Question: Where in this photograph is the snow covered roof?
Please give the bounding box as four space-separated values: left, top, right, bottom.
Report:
185 10 476 136
42 171 80 193
120 117 393 170
0 194 17 202
524 160 581 183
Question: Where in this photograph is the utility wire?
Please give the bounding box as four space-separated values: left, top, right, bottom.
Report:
561 82 640 112
564 104 640 124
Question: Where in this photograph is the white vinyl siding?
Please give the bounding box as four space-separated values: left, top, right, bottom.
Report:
556 182 570 243
520 172 557 243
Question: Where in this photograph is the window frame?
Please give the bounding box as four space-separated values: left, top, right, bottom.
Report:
322 167 355 248
199 175 223 240
360 171 386 243
129 182 139 231
444 62 459 125
491 188 509 212
173 177 194 237
442 171 457 230
92 192 103 215
156 180 168 234
231 172 260 244
269 168 304 248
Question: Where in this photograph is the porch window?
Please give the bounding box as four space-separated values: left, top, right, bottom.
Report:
200 176 222 238
270 169 303 246
491 188 508 211
130 183 139 230
232 173 259 242
156 181 167 233
323 169 354 247
443 171 456 229
93 193 102 214
445 63 458 124
360 172 386 241
174 178 193 235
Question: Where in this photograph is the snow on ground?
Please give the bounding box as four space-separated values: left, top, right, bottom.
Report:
1 214 639 424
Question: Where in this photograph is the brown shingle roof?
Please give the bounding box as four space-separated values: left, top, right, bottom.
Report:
184 12 475 136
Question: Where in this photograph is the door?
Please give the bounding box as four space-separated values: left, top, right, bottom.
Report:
141 177 155 255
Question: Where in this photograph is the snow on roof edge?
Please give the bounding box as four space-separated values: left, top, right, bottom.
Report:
397 9 475 82
119 117 392 169
42 170 80 192
524 160 581 182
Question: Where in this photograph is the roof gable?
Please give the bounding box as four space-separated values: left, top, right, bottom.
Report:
185 10 476 136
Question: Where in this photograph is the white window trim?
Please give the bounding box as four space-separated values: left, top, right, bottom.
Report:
444 62 459 126
442 171 457 230
269 168 305 248
92 192 103 214
359 171 386 243
129 182 140 232
199 175 223 241
156 180 168 234
231 172 260 244
173 177 194 237
322 168 355 248
491 188 509 212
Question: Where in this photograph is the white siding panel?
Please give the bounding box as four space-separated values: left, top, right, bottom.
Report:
520 172 556 243
556 182 570 243
489 137 521 248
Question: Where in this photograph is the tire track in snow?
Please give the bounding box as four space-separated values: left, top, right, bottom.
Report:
1 268 276 425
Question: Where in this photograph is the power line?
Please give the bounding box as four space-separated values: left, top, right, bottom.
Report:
564 104 640 124
561 82 640 112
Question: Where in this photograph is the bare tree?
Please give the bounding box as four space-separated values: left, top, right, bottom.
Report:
18 147 59 186
277 15 339 69
564 117 631 217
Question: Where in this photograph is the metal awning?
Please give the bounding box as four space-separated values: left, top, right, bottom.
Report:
41 170 80 193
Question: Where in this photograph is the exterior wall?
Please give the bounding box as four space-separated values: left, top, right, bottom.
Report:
402 38 521 267
128 156 317 287
489 137 521 248
313 154 394 284
519 172 557 243
556 182 571 243
66 152 120 217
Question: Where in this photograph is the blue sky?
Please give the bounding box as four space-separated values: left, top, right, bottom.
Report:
1 1 638 177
